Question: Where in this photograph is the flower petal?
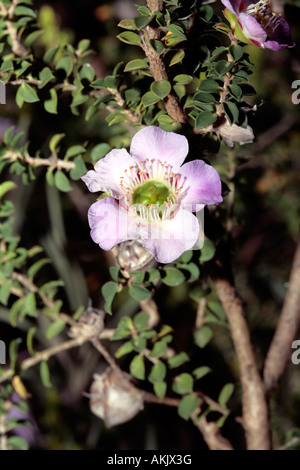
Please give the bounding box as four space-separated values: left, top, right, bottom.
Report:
81 149 136 198
178 160 223 212
239 13 267 43
88 197 139 250
221 0 242 14
265 17 295 50
140 209 199 263
130 126 188 170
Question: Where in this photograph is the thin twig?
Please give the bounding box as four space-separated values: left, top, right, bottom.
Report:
3 151 75 171
263 237 300 393
213 273 270 450
144 392 233 450
0 328 116 385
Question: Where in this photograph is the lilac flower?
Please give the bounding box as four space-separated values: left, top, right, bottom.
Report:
82 126 222 264
221 0 295 50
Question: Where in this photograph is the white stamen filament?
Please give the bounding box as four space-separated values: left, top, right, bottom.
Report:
119 159 184 222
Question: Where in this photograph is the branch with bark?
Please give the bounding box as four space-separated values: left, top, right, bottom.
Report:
263 237 300 393
213 271 271 450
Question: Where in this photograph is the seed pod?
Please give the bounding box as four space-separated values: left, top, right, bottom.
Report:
89 369 144 428
116 239 156 272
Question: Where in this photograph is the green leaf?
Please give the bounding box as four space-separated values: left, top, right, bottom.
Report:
117 31 142 46
137 6 151 15
193 92 216 104
133 313 149 332
46 320 66 339
56 57 73 77
198 79 220 93
178 394 200 420
23 292 37 318
130 355 145 380
132 336 147 352
168 352 189 369
26 326 36 356
28 258 51 278
174 74 193 85
194 326 213 348
193 366 212 380
218 383 234 406
124 59 148 72
101 281 119 314
115 341 134 358
149 39 164 54
44 88 58 114
40 360 52 388
172 373 194 395
70 156 87 180
153 381 167 398
78 39 91 52
7 436 29 451
90 143 111 163
79 64 95 82
177 263 200 282
195 111 217 130
134 15 153 30
24 30 43 47
0 279 12 305
150 340 168 358
147 269 160 283
141 91 160 107
9 338 22 363
131 271 145 284
14 5 37 18
49 133 65 152
223 101 239 125
161 267 185 287
109 266 120 282
65 145 86 159
129 284 151 301
17 83 39 103
166 24 186 40
43 46 59 64
148 361 167 383
151 80 171 99
215 60 233 76
168 50 185 66
54 171 72 192
38 67 55 89
0 181 17 199
118 19 136 30
228 84 242 101
229 44 243 61
199 240 216 263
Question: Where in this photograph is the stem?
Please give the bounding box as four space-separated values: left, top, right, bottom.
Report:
3 151 75 171
144 1 186 124
263 237 300 393
214 273 271 450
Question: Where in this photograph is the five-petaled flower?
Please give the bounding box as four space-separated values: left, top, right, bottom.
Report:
81 127 222 264
221 0 295 50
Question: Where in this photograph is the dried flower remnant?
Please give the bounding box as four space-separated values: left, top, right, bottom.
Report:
222 0 295 50
89 369 144 427
218 119 255 147
82 127 223 263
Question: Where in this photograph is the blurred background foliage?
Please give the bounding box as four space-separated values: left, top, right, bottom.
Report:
0 0 300 450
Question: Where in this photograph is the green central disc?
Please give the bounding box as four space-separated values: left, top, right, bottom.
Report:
132 181 171 206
